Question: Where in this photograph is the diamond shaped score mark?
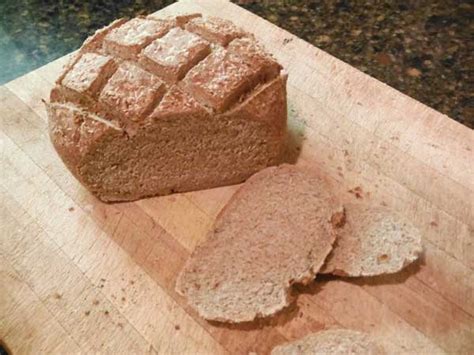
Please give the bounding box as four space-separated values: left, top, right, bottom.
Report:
61 53 117 97
99 62 165 121
104 18 173 60
182 47 278 113
140 27 211 83
185 16 245 46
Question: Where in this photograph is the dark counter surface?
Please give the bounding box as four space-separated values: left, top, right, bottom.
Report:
0 0 471 128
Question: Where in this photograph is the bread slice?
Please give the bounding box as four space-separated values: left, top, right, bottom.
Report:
46 14 286 202
176 164 341 323
321 203 423 277
271 329 385 355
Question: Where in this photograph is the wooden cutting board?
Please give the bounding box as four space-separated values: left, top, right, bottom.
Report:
1 1 473 354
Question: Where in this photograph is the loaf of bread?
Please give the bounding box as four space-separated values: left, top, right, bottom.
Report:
271 329 385 355
176 164 341 323
321 203 422 277
46 14 287 202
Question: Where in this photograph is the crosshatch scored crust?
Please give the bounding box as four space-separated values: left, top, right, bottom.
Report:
46 13 287 202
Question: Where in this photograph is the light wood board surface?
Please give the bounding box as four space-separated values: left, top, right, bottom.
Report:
1 1 473 354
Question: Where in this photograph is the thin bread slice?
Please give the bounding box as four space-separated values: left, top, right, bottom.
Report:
271 329 385 355
321 203 423 277
176 164 340 323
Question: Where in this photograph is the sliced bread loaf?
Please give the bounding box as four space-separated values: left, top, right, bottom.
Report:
321 203 423 277
176 164 341 323
271 329 385 355
47 14 286 202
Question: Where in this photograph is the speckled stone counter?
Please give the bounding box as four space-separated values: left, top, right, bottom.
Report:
0 0 471 127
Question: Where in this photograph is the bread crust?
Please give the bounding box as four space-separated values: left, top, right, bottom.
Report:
47 13 287 202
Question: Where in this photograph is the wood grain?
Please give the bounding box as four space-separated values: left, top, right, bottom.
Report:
1 0 473 354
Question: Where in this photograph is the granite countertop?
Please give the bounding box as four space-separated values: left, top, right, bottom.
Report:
0 0 471 128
